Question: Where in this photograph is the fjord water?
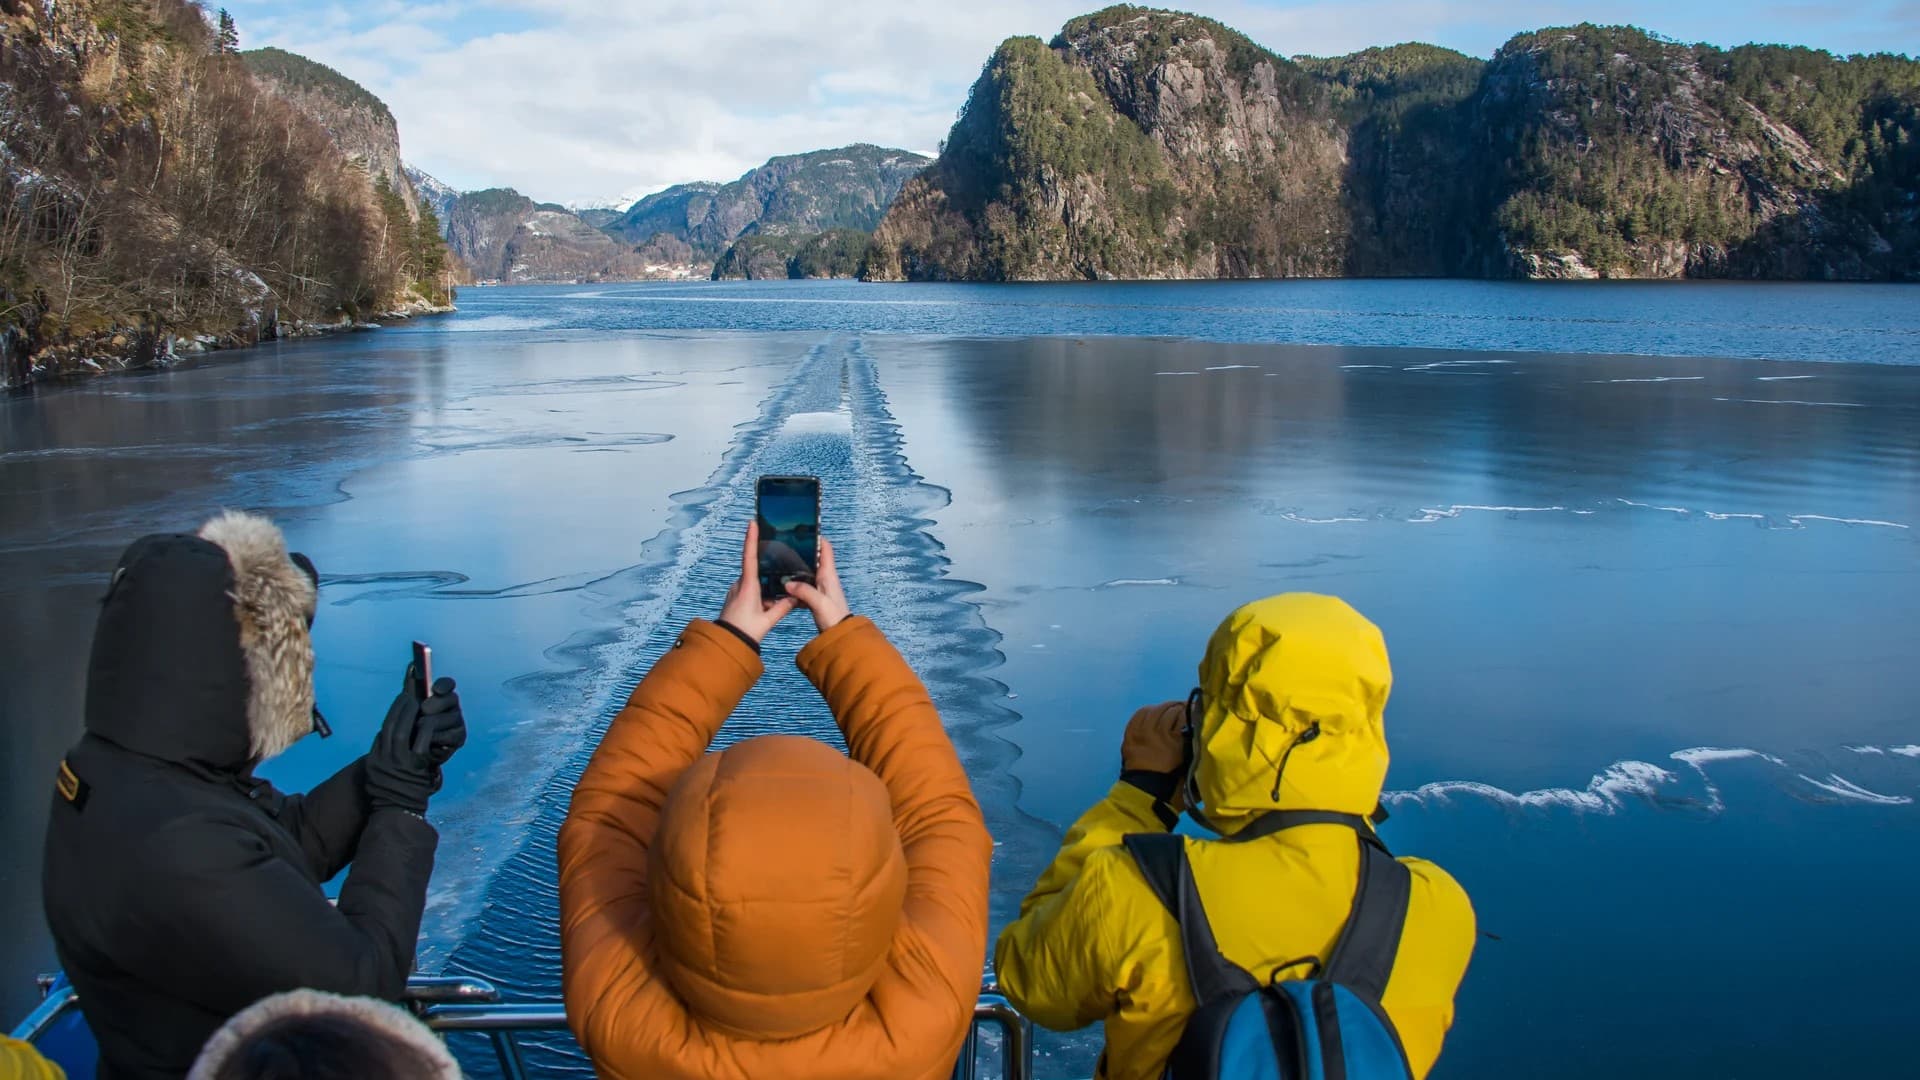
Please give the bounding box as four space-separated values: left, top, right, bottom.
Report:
3 280 1917 1077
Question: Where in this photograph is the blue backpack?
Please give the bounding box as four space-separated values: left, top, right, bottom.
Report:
1123 811 1414 1080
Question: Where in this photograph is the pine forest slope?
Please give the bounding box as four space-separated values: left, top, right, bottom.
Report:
605 144 931 272
865 6 1920 281
1 0 452 386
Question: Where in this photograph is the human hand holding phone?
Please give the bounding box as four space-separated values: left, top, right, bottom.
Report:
785 536 849 633
717 520 798 643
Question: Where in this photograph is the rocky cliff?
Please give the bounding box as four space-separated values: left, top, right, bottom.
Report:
710 228 871 279
406 165 460 223
444 188 655 282
867 6 1920 281
243 47 417 214
605 145 930 274
1474 26 1919 279
1 0 449 387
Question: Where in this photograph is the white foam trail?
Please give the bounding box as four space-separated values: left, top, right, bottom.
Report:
441 315 557 332
1798 774 1912 805
1703 511 1767 522
1410 504 1565 523
1100 577 1180 587
1340 364 1393 370
1617 498 1690 515
1406 359 1518 371
1281 512 1370 524
1156 371 1201 376
1788 514 1909 529
1671 747 1786 767
1714 397 1867 408
780 410 853 435
1389 760 1676 813
1756 375 1818 381
1847 745 1920 758
1204 364 1261 370
1387 745 1911 817
1588 376 1705 383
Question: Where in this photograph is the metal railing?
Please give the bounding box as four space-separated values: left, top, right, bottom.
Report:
413 976 1032 1080
15 973 1033 1080
8 975 75 1042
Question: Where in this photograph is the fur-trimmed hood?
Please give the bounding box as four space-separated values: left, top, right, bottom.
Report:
84 512 317 771
187 990 462 1080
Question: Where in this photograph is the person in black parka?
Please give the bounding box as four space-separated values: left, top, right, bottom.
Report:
42 511 467 1080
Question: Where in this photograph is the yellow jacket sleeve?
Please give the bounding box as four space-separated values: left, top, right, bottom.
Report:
994 781 1170 1031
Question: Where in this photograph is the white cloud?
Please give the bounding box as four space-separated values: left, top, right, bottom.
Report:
245 0 1920 209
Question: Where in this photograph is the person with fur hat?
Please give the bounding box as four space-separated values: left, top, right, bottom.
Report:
558 522 992 1080
186 989 460 1080
41 512 467 1080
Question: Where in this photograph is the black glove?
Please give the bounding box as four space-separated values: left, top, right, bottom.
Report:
364 667 465 815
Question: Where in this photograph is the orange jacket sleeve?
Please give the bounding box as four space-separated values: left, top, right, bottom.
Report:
557 619 760 1067
797 616 993 1008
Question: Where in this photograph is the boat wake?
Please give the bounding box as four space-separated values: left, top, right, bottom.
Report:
430 335 1054 1075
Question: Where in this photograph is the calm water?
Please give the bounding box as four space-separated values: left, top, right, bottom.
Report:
3 280 1918 1078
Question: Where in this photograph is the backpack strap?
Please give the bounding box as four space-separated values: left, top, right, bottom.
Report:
1217 809 1412 1003
1227 809 1391 852
1320 836 1413 1001
1123 833 1259 1007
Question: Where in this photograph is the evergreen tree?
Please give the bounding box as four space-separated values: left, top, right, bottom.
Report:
413 205 450 304
216 9 239 54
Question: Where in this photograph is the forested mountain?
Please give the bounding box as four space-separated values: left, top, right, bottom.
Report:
0 0 453 387
710 228 872 279
406 166 460 224
866 6 1920 281
573 207 623 230
442 188 656 283
603 145 930 277
241 47 417 215
444 189 651 283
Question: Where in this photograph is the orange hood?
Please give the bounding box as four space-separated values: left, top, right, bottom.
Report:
648 733 909 1040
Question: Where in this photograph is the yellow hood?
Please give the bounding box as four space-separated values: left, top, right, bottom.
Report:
1192 593 1392 833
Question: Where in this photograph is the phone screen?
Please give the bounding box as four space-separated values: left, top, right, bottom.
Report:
756 475 820 599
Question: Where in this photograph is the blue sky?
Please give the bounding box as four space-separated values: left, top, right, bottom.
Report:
228 0 1920 208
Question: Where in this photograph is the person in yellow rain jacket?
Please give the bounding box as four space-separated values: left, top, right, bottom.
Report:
0 1035 66 1080
996 593 1475 1080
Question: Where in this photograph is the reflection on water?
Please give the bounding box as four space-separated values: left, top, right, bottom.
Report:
4 280 1918 1077
872 335 1920 1078
0 331 790 1021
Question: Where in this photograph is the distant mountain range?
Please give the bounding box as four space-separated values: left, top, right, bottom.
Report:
867 5 1920 282
408 145 930 283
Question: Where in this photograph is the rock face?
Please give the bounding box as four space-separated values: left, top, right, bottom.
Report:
711 228 872 280
243 48 418 213
867 6 1920 281
406 166 461 223
604 145 930 273
1471 26 1919 279
444 188 654 282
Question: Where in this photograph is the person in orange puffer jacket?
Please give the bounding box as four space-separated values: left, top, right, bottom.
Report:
558 522 993 1080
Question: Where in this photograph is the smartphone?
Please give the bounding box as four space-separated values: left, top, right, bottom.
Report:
755 475 820 599
412 641 433 699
